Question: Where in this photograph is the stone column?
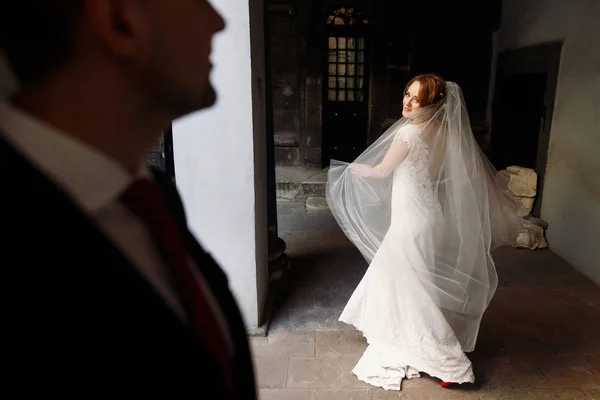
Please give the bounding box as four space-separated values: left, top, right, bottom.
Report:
264 1 289 279
171 0 270 329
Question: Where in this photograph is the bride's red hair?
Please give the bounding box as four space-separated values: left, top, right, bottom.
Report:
405 73 446 107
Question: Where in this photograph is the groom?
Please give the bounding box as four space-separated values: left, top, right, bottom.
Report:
1 1 256 397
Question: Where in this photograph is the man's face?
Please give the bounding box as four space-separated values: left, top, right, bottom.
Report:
136 0 225 118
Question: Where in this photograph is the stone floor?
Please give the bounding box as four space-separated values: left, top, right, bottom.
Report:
251 202 600 399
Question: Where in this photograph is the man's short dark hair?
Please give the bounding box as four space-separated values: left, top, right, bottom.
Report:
0 1 84 86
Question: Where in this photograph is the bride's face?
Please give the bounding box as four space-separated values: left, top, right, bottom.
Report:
402 81 422 118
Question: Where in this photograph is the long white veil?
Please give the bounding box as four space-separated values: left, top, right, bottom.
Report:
326 82 524 351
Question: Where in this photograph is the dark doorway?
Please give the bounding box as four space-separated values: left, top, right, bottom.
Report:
322 8 370 166
491 73 547 170
490 42 562 217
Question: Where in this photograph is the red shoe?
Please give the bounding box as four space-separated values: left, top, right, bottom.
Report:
440 381 454 388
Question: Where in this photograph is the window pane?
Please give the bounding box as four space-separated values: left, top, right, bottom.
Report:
337 50 347 63
337 64 346 76
358 38 365 50
328 90 337 101
328 77 336 88
328 50 337 62
329 64 337 75
338 37 347 49
347 38 355 49
347 51 356 63
358 51 365 63
338 90 346 101
347 64 355 76
347 90 355 101
337 77 346 89
357 65 364 76
356 91 364 102
357 77 364 88
347 78 355 88
328 37 337 49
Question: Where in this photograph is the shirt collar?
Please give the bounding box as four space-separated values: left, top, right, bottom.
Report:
0 101 150 212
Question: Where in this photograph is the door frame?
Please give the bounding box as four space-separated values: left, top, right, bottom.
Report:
491 41 562 217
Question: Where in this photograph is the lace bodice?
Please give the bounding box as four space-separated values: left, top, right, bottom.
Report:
393 124 439 210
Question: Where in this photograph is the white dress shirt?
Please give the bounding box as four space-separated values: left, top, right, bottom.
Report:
0 101 232 346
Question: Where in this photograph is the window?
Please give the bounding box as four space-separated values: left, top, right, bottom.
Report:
327 36 366 102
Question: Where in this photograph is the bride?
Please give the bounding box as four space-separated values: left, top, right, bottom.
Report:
326 73 524 390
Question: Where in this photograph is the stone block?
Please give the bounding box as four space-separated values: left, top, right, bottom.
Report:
301 182 326 198
337 355 372 390
517 196 535 217
299 147 322 168
274 109 298 133
498 166 538 198
253 356 289 389
306 197 330 213
525 216 549 230
273 85 297 110
275 131 300 147
287 357 340 389
275 147 299 167
516 220 548 250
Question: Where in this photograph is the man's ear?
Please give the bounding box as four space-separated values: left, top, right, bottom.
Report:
84 0 152 59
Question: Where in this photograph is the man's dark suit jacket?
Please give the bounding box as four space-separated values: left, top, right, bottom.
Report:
2 135 257 398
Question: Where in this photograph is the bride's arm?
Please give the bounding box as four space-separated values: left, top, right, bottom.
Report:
350 139 410 179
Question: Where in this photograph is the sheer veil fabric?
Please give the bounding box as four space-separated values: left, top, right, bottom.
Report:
326 82 524 351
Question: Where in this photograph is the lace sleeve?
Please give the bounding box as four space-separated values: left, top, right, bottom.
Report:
394 124 421 149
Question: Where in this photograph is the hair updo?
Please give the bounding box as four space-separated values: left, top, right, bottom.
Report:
404 73 447 107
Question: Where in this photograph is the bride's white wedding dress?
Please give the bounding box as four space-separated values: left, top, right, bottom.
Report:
338 123 475 390
328 82 524 391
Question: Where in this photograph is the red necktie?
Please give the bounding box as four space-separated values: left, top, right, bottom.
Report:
120 179 235 395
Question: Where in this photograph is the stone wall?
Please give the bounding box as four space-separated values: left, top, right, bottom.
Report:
495 0 600 285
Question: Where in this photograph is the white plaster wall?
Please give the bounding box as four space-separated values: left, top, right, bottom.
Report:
172 0 268 327
497 0 600 284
